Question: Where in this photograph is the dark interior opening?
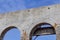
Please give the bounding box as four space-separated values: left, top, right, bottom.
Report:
30 23 56 40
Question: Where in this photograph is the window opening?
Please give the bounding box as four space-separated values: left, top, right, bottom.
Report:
1 26 21 40
30 23 56 40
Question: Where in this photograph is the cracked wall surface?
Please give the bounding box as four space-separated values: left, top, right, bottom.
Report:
0 4 60 40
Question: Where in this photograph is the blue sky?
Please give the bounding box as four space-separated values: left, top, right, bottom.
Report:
3 28 20 40
3 28 56 40
3 25 56 40
0 0 60 13
0 0 59 40
32 35 56 40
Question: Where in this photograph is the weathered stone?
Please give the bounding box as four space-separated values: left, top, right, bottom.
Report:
0 4 60 40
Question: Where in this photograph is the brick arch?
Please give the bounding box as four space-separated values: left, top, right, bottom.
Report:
29 22 56 40
0 26 20 40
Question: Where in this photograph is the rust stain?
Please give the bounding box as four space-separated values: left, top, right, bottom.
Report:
23 30 28 40
54 23 57 28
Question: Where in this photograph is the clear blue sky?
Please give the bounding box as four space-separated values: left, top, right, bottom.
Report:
1 0 59 40
3 28 56 40
32 35 56 40
3 28 20 40
3 24 56 40
0 0 60 13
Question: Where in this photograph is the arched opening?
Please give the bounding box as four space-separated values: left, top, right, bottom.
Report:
30 23 56 40
1 26 21 40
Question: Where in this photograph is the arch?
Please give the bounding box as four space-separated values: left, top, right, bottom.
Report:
1 26 20 40
29 22 56 40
